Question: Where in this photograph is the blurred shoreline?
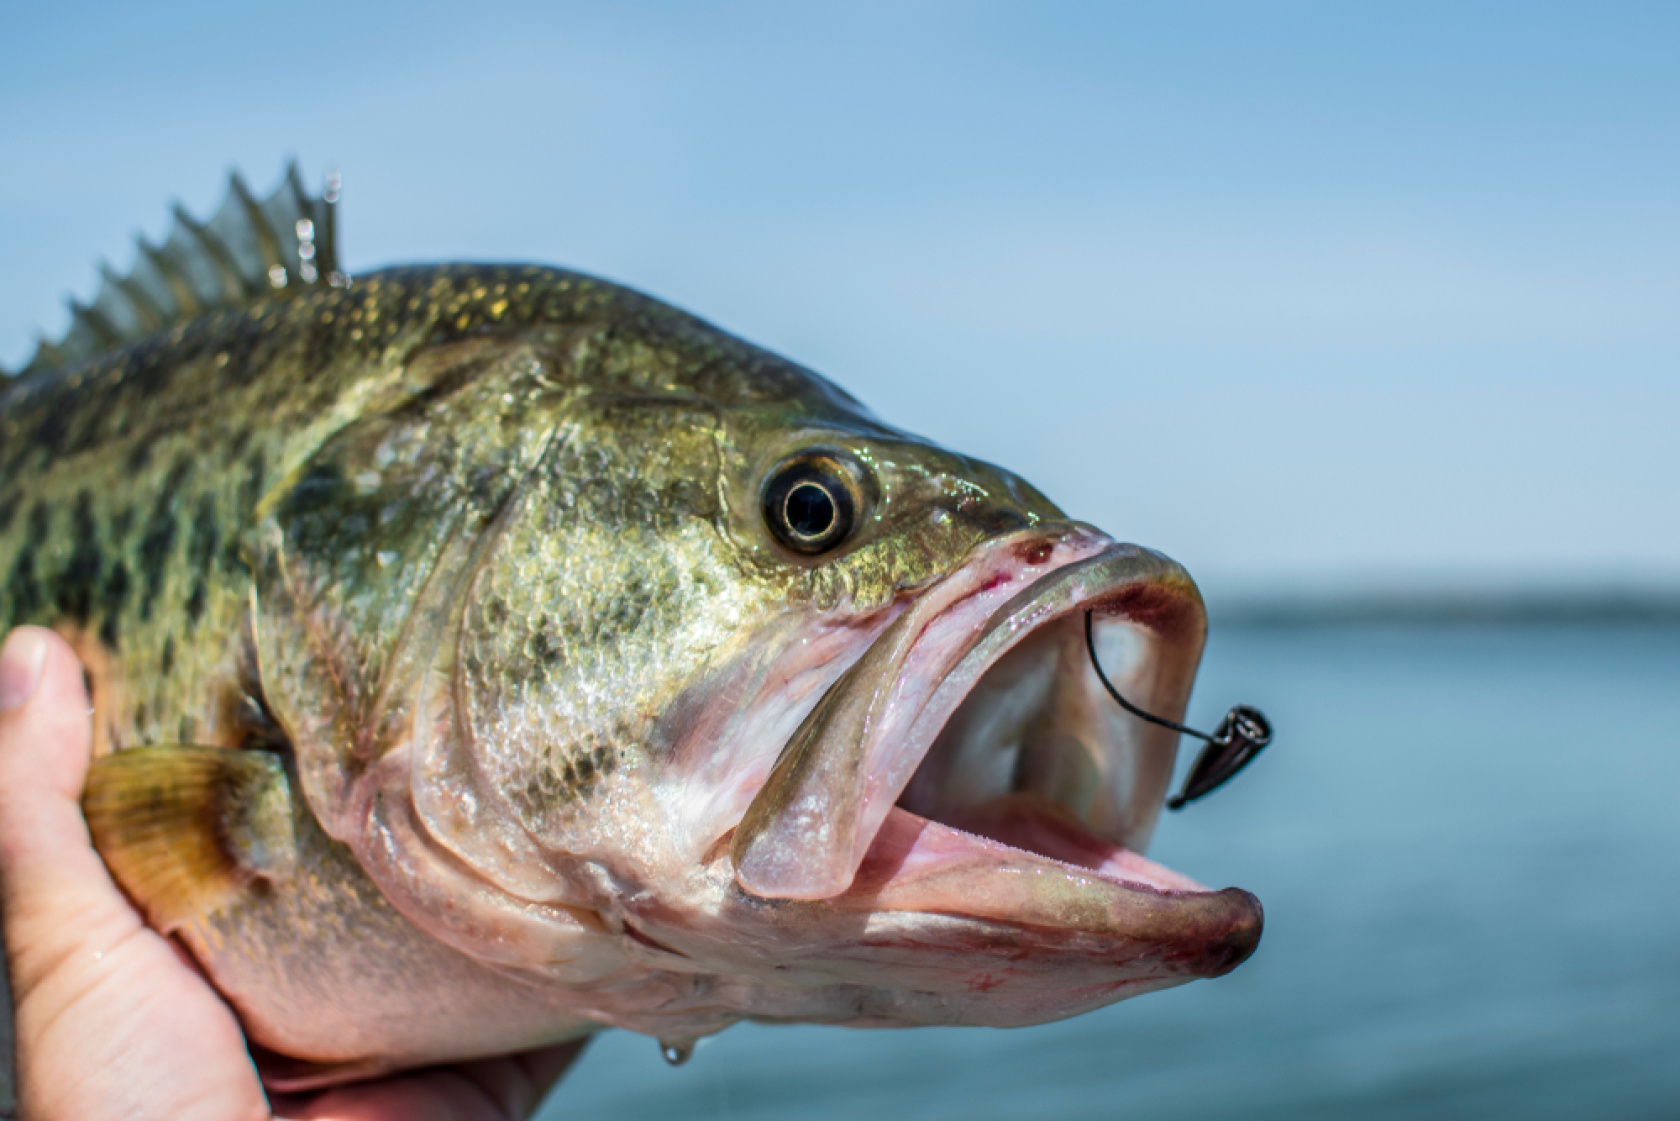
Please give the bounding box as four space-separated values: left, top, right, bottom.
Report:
1213 589 1680 628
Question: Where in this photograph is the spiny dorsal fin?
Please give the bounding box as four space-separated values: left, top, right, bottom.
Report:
84 745 298 931
9 161 347 378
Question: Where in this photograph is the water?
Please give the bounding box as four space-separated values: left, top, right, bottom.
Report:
540 625 1680 1120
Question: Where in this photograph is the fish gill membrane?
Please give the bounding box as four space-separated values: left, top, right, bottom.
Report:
0 164 1263 1098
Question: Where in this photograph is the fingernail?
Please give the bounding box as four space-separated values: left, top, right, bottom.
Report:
0 629 48 712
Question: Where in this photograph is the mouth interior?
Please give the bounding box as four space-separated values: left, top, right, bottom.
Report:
893 613 1203 893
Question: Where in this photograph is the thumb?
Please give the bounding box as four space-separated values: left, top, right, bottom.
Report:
0 626 136 996
0 627 271 1121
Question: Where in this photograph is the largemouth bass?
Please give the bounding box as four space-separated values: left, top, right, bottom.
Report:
0 166 1261 1086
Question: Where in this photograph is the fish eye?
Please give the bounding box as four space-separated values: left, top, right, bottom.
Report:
762 453 862 556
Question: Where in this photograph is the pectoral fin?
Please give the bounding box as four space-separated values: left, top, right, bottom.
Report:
84 746 297 931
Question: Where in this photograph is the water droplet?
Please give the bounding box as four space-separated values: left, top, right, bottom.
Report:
659 1038 694 1066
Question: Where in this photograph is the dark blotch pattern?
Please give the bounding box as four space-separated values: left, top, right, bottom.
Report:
100 562 131 646
123 439 152 474
518 738 618 816
136 461 193 622
3 505 51 624
185 493 221 625
56 490 105 623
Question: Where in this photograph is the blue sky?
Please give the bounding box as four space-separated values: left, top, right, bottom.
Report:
3 2 1676 595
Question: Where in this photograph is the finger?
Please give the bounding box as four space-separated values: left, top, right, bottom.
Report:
509 1038 591 1108
0 627 139 994
275 1039 589 1121
457 1040 590 1118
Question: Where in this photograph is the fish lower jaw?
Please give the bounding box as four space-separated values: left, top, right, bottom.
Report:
906 792 1206 894
834 800 1262 982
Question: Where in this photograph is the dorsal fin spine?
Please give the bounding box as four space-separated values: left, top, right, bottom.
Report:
67 298 121 349
137 236 204 318
12 164 346 377
171 202 253 303
318 170 342 280
101 263 166 332
229 171 286 282
28 337 65 372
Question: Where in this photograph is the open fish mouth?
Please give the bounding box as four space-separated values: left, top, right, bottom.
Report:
731 524 1262 983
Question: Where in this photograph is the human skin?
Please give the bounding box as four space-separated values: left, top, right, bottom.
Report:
0 626 584 1121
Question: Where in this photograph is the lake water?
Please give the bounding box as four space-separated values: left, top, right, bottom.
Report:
541 624 1680 1120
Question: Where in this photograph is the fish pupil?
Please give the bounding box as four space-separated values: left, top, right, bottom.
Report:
785 481 836 539
761 452 864 555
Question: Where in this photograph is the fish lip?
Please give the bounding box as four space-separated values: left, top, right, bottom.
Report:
829 803 1264 981
731 523 1211 903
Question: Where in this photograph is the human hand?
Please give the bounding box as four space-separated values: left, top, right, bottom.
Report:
0 626 583 1121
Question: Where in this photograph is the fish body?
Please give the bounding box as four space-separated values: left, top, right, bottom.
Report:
0 170 1260 1084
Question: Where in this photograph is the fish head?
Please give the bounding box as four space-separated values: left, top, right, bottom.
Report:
439 391 1259 1035
252 276 1260 1041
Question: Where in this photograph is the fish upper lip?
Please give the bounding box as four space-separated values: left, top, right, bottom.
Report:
730 524 1212 902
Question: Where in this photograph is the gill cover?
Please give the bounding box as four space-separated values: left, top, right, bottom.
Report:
248 335 617 975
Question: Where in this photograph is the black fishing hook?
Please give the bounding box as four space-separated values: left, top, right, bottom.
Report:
1084 610 1272 810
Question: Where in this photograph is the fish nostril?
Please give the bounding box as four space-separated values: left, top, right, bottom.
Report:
1012 537 1056 565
